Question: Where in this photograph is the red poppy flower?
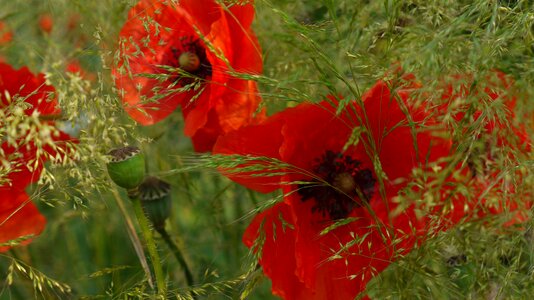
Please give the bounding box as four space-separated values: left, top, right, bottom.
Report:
114 0 264 152
0 63 60 118
439 70 531 225
0 144 48 253
67 13 80 32
0 188 46 252
1 126 71 254
213 77 454 299
1 62 73 252
38 14 53 34
0 21 13 45
66 60 96 81
66 60 82 74
441 70 529 150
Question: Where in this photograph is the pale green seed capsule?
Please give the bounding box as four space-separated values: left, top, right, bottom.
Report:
107 146 146 190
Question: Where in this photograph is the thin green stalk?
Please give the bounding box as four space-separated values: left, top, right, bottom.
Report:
111 187 153 288
157 228 196 299
246 188 259 207
131 196 166 296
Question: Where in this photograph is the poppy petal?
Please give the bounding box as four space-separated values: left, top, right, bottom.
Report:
0 63 60 117
212 113 285 193
0 191 46 252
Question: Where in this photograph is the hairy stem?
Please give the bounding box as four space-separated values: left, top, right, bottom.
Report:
131 196 166 296
111 187 153 288
157 228 196 299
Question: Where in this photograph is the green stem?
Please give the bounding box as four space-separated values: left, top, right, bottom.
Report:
111 187 154 289
157 228 196 299
246 188 259 207
132 196 166 296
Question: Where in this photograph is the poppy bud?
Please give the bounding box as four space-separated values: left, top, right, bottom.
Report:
107 146 145 190
138 176 171 230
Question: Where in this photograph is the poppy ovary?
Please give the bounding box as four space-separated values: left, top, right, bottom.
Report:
178 52 200 73
332 172 357 195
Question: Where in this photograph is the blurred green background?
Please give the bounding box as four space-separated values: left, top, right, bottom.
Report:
1 0 533 299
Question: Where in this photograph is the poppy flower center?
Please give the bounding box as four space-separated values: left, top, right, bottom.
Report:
166 36 212 84
298 150 376 220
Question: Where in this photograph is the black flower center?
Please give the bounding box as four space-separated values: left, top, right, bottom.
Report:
165 36 212 85
298 150 376 220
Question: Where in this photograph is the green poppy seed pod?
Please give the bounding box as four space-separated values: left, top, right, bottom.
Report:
139 176 172 230
107 146 146 190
